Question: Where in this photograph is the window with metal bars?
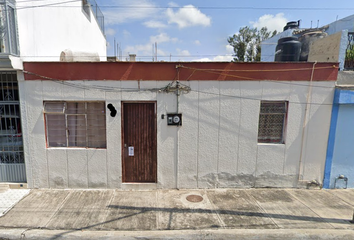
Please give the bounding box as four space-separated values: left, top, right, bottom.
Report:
0 72 24 164
258 101 288 144
44 102 106 148
82 0 91 19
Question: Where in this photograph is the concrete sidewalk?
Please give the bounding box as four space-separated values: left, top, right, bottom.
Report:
0 188 354 239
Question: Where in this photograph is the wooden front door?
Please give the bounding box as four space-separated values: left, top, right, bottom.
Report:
122 102 157 183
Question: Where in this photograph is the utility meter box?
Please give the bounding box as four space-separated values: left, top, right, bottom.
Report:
167 113 182 126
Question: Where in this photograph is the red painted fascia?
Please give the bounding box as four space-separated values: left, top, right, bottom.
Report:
23 62 339 81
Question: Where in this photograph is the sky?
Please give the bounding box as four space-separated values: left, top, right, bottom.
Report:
95 0 354 62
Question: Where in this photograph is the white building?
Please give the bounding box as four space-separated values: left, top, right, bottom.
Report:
18 61 338 189
0 0 106 183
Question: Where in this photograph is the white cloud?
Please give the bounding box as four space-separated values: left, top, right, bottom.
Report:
150 33 178 44
166 5 211 28
104 0 159 25
143 20 168 28
106 28 116 36
250 13 288 33
193 55 233 62
194 40 201 45
226 45 233 54
123 30 131 38
176 48 191 56
125 33 178 57
168 2 179 7
193 45 233 62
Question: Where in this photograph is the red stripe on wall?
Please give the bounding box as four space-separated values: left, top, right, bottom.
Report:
23 62 339 81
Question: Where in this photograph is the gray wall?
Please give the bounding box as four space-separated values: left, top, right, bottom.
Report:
18 75 335 189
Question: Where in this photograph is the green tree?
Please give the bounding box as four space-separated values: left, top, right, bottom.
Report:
228 26 277 62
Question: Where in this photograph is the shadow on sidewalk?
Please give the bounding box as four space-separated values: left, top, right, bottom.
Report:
45 203 352 239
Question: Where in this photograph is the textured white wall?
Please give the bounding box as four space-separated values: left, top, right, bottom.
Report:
16 0 106 61
19 76 335 189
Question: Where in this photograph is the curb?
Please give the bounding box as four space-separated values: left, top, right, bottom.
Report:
1 228 354 240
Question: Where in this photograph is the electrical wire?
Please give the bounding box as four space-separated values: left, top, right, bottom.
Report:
177 64 338 88
22 70 335 106
10 3 354 11
16 0 81 10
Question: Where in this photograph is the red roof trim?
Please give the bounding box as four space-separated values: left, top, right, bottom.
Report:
23 62 339 81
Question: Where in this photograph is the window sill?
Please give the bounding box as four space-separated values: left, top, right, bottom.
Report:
257 142 285 146
46 147 106 150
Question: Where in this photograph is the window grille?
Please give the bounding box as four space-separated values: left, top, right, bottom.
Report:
0 72 24 164
44 101 106 148
258 101 288 144
0 1 19 55
345 32 354 70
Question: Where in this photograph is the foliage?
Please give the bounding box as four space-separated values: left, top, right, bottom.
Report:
228 26 277 62
346 45 354 61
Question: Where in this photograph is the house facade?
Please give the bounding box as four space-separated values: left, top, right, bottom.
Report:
19 61 338 189
0 0 106 183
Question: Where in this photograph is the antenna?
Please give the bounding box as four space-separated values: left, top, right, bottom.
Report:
152 44 154 62
155 42 157 61
114 38 116 57
119 42 122 61
311 20 312 28
317 20 319 28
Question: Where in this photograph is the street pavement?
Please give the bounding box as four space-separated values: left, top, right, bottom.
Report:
0 188 354 239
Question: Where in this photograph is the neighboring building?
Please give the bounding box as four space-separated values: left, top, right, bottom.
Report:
0 0 106 183
261 15 354 71
19 61 338 189
323 71 354 189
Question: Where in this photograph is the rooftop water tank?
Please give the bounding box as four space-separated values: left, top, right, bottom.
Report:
274 37 301 62
283 21 300 31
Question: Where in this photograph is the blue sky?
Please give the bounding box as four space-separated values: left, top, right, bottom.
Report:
95 0 354 61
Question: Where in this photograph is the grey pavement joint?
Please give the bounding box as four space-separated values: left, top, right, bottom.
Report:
1 189 354 239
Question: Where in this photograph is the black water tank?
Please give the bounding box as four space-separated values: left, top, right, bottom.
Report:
274 37 301 62
283 21 299 31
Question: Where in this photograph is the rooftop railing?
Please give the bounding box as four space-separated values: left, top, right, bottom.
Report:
88 0 104 35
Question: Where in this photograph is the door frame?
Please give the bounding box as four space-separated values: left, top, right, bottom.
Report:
121 101 157 183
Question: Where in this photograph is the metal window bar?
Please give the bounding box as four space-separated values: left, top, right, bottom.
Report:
258 101 288 144
0 1 19 55
0 72 24 164
345 32 354 70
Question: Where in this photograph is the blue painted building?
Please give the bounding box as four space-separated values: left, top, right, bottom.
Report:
324 73 354 188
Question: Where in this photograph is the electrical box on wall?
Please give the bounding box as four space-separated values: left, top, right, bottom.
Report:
167 113 182 126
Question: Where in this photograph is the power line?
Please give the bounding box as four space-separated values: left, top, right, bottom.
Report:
96 6 354 11
11 2 354 11
22 70 335 105
16 0 81 10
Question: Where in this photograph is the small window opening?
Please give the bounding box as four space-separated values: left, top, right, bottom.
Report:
258 101 288 144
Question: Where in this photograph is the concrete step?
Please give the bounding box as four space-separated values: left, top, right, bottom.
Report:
0 183 9 191
9 183 27 189
0 183 27 190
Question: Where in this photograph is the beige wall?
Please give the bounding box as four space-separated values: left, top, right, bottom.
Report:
308 32 342 62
